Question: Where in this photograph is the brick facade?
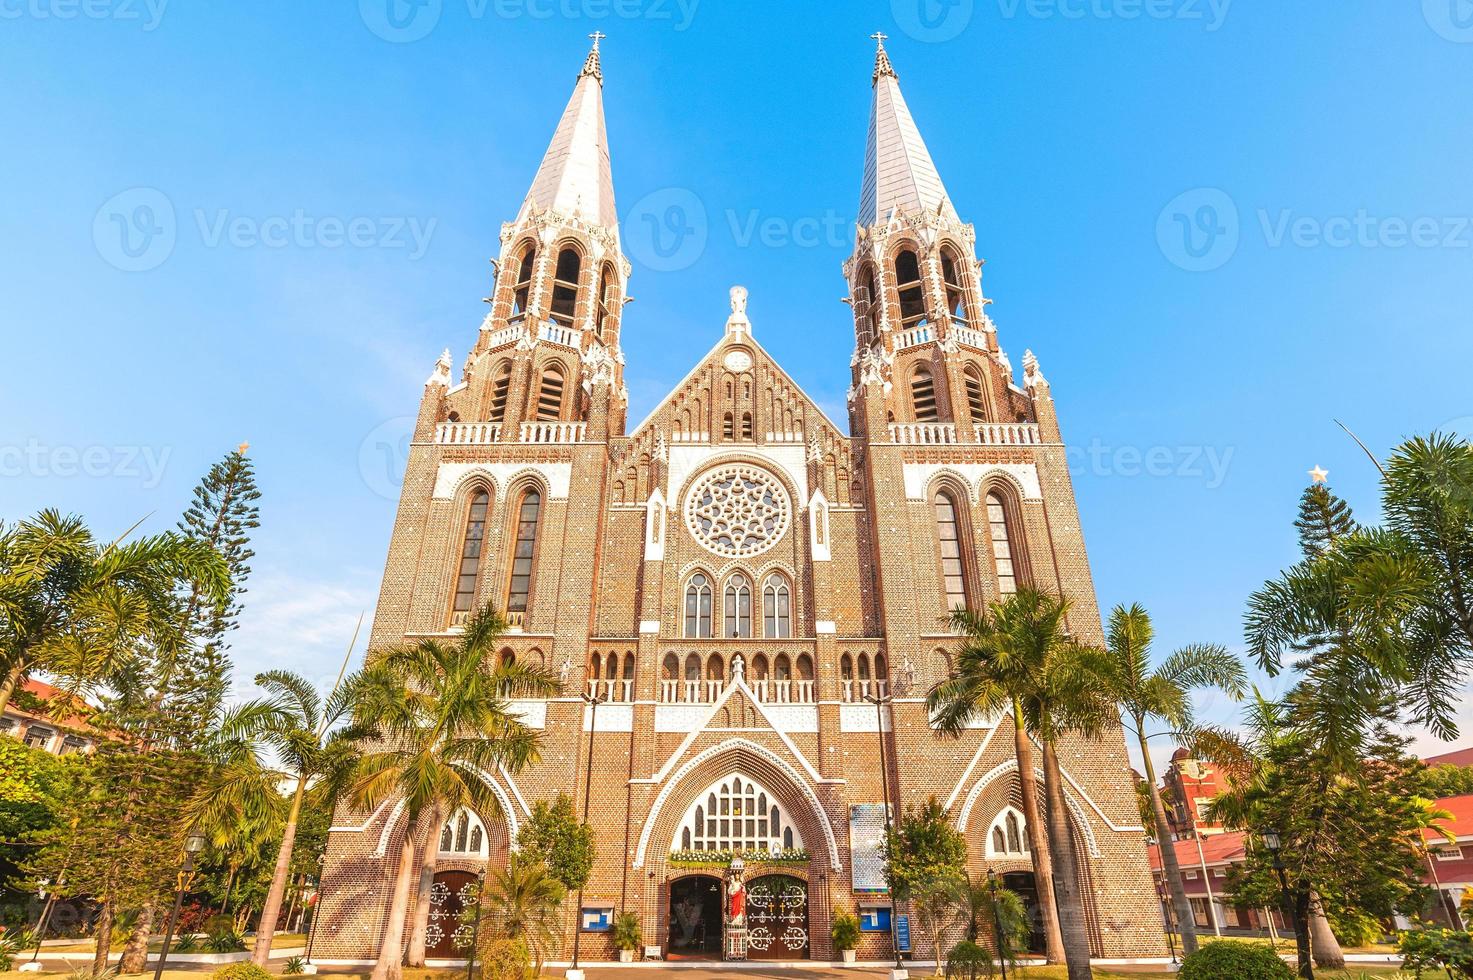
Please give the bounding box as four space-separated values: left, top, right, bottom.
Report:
314 39 1168 966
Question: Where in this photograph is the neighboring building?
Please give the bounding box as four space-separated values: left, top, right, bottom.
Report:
1162 748 1228 839
0 679 101 756
315 38 1166 965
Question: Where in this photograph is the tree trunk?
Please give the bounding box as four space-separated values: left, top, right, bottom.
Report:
370 834 417 980
407 805 443 968
92 901 114 975
117 903 155 973
1308 892 1344 969
1013 703 1066 964
219 864 238 917
284 878 300 939
1137 735 1197 954
251 777 308 966
0 661 26 719
1040 740 1093 980
1290 886 1314 979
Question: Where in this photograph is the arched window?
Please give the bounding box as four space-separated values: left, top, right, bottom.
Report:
684 653 702 680
724 574 752 638
549 247 581 326
861 265 881 344
663 653 680 679
740 413 753 440
723 413 734 439
986 806 1029 859
438 808 489 856
488 362 512 423
506 490 541 615
605 651 618 679
941 248 969 326
796 654 813 681
512 244 536 316
934 490 970 611
840 653 854 680
536 365 564 421
964 366 986 423
622 653 635 680
857 654 871 680
895 249 926 328
773 654 791 680
875 653 888 679
751 654 769 680
675 775 805 853
762 574 791 638
987 492 1019 594
590 653 601 679
595 263 615 340
912 365 938 422
706 654 725 680
451 490 490 616
684 573 713 638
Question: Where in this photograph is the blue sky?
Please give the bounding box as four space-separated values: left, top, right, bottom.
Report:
3 1 1472 766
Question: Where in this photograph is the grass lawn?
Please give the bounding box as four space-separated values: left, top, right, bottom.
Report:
29 933 308 954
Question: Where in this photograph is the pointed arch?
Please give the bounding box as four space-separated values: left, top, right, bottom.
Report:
911 363 938 421
505 486 543 616
982 481 1030 594
450 487 491 621
683 571 714 638
940 244 971 327
536 363 566 421
894 247 927 329
511 241 537 317
933 486 972 611
963 363 987 424
548 245 583 326
594 262 617 341
488 360 512 423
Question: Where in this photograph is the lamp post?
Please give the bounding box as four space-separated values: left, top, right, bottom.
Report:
301 853 325 975
863 692 905 979
1154 876 1178 965
153 832 207 980
1262 829 1309 979
986 868 1008 980
567 691 603 980
465 868 487 980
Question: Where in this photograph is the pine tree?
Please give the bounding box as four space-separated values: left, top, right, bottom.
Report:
169 444 262 734
1294 483 1356 558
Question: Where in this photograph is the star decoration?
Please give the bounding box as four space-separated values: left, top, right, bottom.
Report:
238 442 251 456
1309 465 1329 484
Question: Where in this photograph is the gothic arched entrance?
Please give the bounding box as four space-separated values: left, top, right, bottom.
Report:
1002 871 1046 955
668 874 723 958
425 870 480 959
746 874 808 959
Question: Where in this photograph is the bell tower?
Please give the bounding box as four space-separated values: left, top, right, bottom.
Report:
843 34 1036 445
447 33 632 443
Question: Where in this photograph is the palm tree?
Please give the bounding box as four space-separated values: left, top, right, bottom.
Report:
205 668 367 967
929 601 1066 966
0 510 229 715
349 606 557 980
482 854 567 976
1092 603 1246 954
930 588 1111 980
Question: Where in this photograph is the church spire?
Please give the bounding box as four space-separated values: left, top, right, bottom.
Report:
858 34 958 227
519 34 618 232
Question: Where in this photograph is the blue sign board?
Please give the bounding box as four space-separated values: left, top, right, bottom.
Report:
859 906 891 932
895 914 912 952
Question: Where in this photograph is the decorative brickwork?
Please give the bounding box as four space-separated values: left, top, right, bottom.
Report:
315 37 1167 966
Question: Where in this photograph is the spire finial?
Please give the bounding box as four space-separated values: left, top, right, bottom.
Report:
580 31 605 82
871 31 897 84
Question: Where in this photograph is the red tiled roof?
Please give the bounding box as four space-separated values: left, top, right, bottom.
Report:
7 679 101 735
1147 831 1250 870
1427 794 1473 843
1426 747 1473 769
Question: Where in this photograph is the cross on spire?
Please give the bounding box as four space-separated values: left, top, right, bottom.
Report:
871 31 897 83
580 31 606 81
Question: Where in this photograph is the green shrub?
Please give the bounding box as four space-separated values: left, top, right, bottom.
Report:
283 955 307 975
611 911 642 952
0 928 24 972
829 912 860 952
944 940 995 980
1329 907 1384 947
1400 926 1473 979
209 964 273 980
207 929 247 953
476 936 531 980
1179 940 1294 980
172 932 200 953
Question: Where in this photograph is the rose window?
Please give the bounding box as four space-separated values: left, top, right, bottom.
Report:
685 465 791 558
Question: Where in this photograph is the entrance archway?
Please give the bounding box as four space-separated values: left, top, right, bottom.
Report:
1002 871 1046 955
746 874 808 959
668 875 723 959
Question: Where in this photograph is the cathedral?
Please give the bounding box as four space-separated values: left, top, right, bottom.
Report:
315 36 1166 966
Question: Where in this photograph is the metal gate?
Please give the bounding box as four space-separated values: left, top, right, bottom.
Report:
426 870 480 959
745 874 808 959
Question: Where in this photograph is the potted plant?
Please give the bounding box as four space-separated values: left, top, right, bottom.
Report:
831 912 861 965
612 911 643 963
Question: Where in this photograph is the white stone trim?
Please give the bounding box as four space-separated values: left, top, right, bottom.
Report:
953 760 1101 859
632 737 843 871
639 620 662 634
808 488 831 562
644 489 667 561
902 463 1040 502
434 462 572 501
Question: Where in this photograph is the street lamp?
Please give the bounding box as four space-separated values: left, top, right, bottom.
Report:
567 691 603 980
986 868 1008 980
863 692 905 978
1154 876 1178 965
1261 828 1304 977
153 832 207 980
301 853 326 975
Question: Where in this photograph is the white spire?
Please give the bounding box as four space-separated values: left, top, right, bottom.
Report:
518 34 618 232
858 34 958 227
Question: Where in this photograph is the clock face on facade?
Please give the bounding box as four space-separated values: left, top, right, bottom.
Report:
723 349 754 373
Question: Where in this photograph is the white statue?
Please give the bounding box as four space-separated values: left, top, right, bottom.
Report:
726 285 751 335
